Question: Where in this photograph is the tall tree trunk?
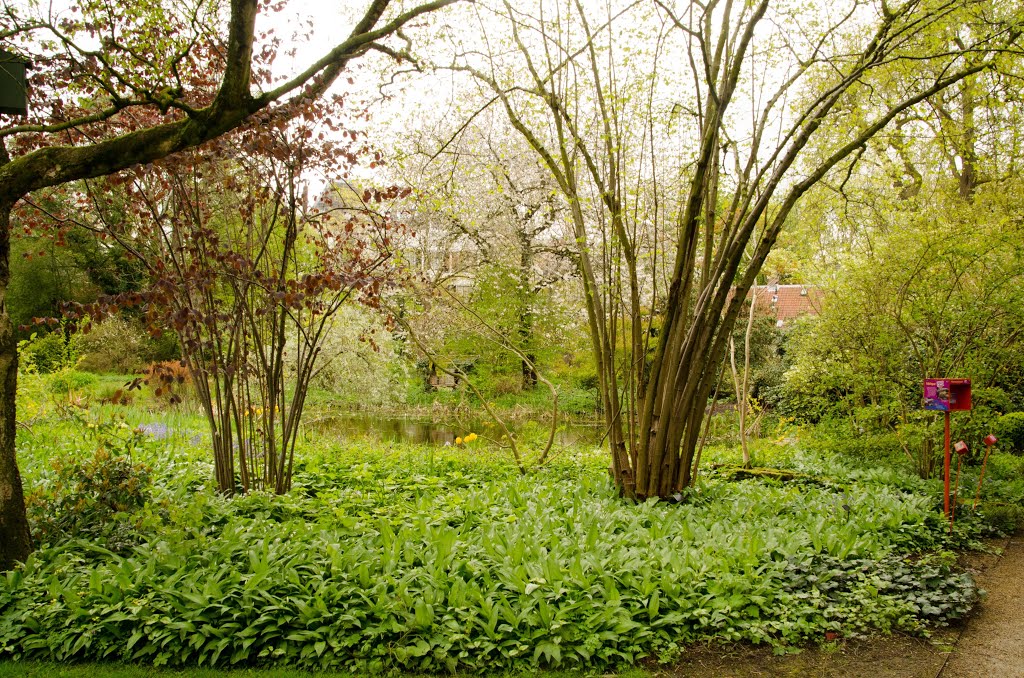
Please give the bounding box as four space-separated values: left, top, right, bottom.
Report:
957 75 978 200
0 193 31 570
729 285 760 468
518 230 537 388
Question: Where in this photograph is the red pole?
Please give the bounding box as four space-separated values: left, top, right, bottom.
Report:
943 412 951 518
951 453 964 527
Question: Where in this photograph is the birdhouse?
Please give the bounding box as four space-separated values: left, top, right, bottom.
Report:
923 378 971 411
0 50 31 117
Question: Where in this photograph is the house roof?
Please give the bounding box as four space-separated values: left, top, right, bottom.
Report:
750 284 823 321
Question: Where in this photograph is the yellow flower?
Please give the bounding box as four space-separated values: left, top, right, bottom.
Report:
455 436 463 445
465 433 478 443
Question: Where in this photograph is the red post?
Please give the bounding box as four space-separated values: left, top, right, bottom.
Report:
943 411 951 517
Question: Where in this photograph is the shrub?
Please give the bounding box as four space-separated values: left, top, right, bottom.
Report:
810 424 904 460
953 387 1010 457
19 331 81 374
560 387 598 416
77 316 151 374
26 446 152 553
993 412 1024 455
972 387 1013 415
142 360 193 405
306 306 408 406
490 373 524 396
47 370 97 394
147 329 181 363
97 384 134 406
979 503 1024 535
16 350 51 424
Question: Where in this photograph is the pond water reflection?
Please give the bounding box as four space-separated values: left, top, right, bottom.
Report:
305 412 604 448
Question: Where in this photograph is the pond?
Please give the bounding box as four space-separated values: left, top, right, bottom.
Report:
304 412 605 448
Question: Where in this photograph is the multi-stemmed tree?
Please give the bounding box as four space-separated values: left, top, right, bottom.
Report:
0 0 456 570
443 0 1023 498
60 95 405 496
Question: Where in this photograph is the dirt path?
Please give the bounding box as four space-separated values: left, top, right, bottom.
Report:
665 535 1024 678
940 535 1024 678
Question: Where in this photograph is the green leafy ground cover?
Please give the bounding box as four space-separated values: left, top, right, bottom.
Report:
0 660 647 678
1 405 1017 674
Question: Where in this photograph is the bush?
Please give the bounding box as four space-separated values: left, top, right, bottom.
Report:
19 331 80 374
26 446 152 553
305 306 407 406
809 422 904 460
143 360 193 406
993 412 1024 455
972 387 1013 415
490 373 523 396
77 316 152 374
559 387 598 416
979 503 1024 535
950 387 1010 457
147 329 181 363
47 370 97 394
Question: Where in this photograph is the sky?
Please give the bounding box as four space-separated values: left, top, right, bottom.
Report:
2 0 891 201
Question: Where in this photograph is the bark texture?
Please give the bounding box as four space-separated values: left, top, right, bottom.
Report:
0 197 30 570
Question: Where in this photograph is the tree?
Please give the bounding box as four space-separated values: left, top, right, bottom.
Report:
396 114 576 390
57 97 405 495
783 207 1024 475
442 0 1022 498
729 285 761 469
0 0 456 570
774 24 1024 474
